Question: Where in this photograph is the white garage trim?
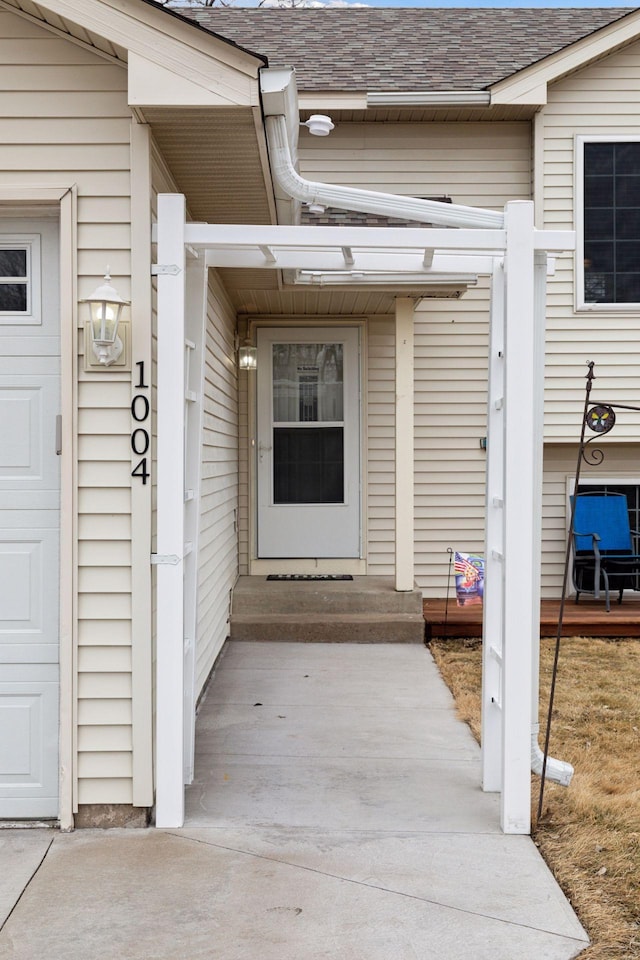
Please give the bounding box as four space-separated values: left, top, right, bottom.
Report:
130 120 154 809
59 186 77 832
0 185 76 829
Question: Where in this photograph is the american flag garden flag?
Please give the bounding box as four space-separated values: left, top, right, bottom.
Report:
454 552 485 606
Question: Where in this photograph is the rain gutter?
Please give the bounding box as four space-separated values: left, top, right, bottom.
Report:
366 90 491 107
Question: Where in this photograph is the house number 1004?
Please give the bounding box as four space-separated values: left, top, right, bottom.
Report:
131 360 150 484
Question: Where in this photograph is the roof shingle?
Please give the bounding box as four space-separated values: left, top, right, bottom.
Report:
175 6 636 92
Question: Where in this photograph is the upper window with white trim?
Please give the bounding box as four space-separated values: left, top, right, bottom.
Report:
578 138 640 308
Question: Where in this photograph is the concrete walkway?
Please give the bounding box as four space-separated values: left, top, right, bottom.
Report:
0 641 588 959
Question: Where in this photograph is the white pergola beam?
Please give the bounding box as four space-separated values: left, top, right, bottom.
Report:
189 224 508 251
178 222 574 253
205 251 499 273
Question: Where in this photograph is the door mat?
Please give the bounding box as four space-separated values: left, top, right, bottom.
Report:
266 574 354 581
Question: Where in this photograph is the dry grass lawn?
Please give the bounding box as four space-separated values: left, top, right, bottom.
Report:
431 636 640 960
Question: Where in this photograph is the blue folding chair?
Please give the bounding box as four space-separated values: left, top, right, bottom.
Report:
572 492 640 611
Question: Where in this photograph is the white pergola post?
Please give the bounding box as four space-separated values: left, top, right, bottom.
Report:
182 255 208 787
530 252 549 767
482 258 505 793
501 200 537 834
155 194 187 828
395 297 415 592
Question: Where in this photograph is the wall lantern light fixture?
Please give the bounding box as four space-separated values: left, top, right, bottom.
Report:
82 267 129 366
238 344 257 370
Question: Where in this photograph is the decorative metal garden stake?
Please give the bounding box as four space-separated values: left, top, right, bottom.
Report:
442 547 454 642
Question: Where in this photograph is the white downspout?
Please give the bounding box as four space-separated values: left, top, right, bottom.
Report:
263 69 573 788
265 113 504 230
531 730 573 786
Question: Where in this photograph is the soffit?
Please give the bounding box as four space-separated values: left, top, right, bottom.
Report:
300 104 541 124
230 286 446 318
218 268 474 315
220 267 473 314
144 107 273 226
146 105 279 296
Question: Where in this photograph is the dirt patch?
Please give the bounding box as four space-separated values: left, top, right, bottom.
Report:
431 636 640 960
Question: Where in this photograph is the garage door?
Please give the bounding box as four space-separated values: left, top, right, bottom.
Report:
0 219 60 818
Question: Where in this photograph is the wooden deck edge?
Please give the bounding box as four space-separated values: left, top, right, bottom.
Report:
423 599 640 640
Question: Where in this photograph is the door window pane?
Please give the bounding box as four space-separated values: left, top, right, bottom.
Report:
0 246 29 314
272 343 344 423
0 284 27 311
0 249 26 277
273 427 344 504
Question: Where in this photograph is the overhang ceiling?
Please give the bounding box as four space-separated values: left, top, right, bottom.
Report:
143 107 272 225
144 105 283 298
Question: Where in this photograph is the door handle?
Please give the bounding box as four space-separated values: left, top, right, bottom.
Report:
258 441 272 462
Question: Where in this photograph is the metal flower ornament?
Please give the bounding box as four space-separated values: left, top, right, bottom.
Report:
586 403 615 434
579 361 629 466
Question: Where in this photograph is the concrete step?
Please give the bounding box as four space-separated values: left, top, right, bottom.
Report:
232 575 423 616
230 576 425 643
230 612 426 643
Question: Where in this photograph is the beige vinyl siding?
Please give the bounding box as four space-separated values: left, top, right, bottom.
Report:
541 41 640 441
150 146 239 700
75 90 133 804
298 121 530 207
299 121 530 594
366 317 395 573
0 11 134 805
195 272 238 696
413 290 491 595
541 443 640 597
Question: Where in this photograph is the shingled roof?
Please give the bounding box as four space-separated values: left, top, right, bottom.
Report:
175 7 636 92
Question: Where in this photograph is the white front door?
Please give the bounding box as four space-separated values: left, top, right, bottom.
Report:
257 327 360 558
0 219 60 818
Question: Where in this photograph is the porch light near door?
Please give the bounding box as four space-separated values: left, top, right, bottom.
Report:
82 268 128 366
238 344 257 370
